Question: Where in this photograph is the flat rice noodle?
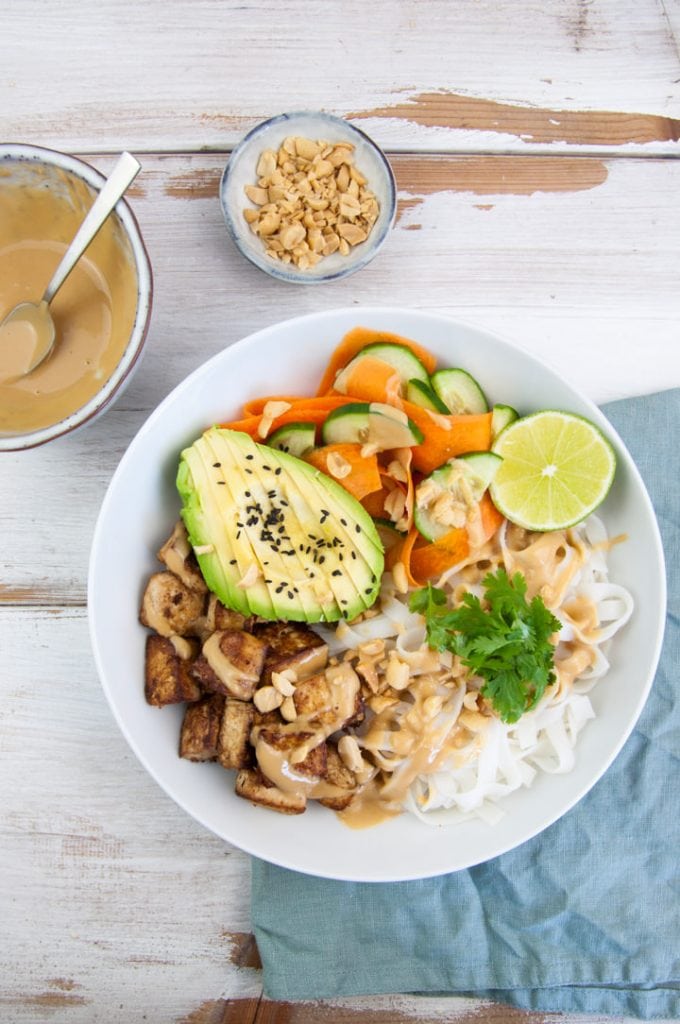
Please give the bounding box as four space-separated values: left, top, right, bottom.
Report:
316 326 438 396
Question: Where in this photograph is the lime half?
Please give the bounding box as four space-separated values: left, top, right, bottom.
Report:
490 410 616 531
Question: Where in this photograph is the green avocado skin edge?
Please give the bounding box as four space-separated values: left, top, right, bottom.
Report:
176 427 385 624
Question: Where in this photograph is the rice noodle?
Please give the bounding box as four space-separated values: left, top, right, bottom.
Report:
322 513 634 826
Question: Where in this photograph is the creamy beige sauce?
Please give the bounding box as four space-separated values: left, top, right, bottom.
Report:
0 166 138 433
203 631 259 697
255 739 351 802
253 662 361 795
505 530 584 607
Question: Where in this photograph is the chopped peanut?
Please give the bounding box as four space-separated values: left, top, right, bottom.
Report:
243 136 380 270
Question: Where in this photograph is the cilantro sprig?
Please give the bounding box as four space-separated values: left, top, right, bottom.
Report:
409 569 561 724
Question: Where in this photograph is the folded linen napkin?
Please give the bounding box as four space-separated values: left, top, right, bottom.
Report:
251 389 680 1018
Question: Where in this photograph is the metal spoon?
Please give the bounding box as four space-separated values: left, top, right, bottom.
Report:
0 151 141 383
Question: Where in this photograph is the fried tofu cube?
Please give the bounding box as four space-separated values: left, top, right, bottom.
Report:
318 742 358 811
217 699 255 769
157 520 208 594
192 629 267 701
293 664 364 731
145 634 202 706
140 571 206 637
257 728 327 781
256 622 328 685
179 693 225 760
235 767 306 815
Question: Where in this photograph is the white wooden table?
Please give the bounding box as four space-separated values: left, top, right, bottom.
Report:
1 3 679 1021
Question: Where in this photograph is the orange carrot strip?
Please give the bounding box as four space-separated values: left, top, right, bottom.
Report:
409 529 470 582
241 395 305 416
478 492 505 539
402 402 493 474
408 494 505 582
305 444 382 501
385 525 421 587
361 487 390 518
316 326 438 396
332 355 400 404
238 394 349 418
220 397 356 439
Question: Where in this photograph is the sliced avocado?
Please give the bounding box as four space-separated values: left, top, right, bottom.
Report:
177 427 384 623
491 403 518 439
321 402 423 449
431 368 488 415
268 421 316 457
405 378 450 413
334 342 429 395
414 451 502 541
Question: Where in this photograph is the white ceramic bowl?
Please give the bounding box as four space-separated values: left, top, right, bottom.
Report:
0 144 152 451
219 112 396 283
88 308 665 882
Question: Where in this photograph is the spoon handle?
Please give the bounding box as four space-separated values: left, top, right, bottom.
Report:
43 151 141 304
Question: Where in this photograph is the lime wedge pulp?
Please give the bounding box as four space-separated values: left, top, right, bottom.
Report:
490 410 616 531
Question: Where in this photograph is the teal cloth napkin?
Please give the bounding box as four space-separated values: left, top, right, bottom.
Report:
251 389 680 1018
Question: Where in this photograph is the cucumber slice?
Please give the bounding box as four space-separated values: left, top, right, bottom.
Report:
321 402 424 449
268 422 316 458
431 368 488 414
491 403 519 439
334 343 429 395
405 378 450 413
414 451 502 541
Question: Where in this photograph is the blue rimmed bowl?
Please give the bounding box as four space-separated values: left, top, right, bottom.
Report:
219 112 396 284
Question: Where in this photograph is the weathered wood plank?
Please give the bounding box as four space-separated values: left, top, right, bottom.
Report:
0 606 262 1022
1 151 678 606
0 0 678 154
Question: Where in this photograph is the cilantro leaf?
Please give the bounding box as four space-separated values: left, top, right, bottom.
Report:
409 568 561 724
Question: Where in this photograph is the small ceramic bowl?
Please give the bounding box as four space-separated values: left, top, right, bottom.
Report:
0 144 152 452
219 112 396 284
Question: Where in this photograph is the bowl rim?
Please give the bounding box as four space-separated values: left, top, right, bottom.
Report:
88 305 667 881
219 111 397 284
0 142 153 452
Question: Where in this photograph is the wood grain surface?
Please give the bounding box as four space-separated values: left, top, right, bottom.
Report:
1 1 679 1021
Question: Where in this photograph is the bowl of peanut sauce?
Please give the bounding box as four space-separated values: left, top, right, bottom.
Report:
0 144 152 451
